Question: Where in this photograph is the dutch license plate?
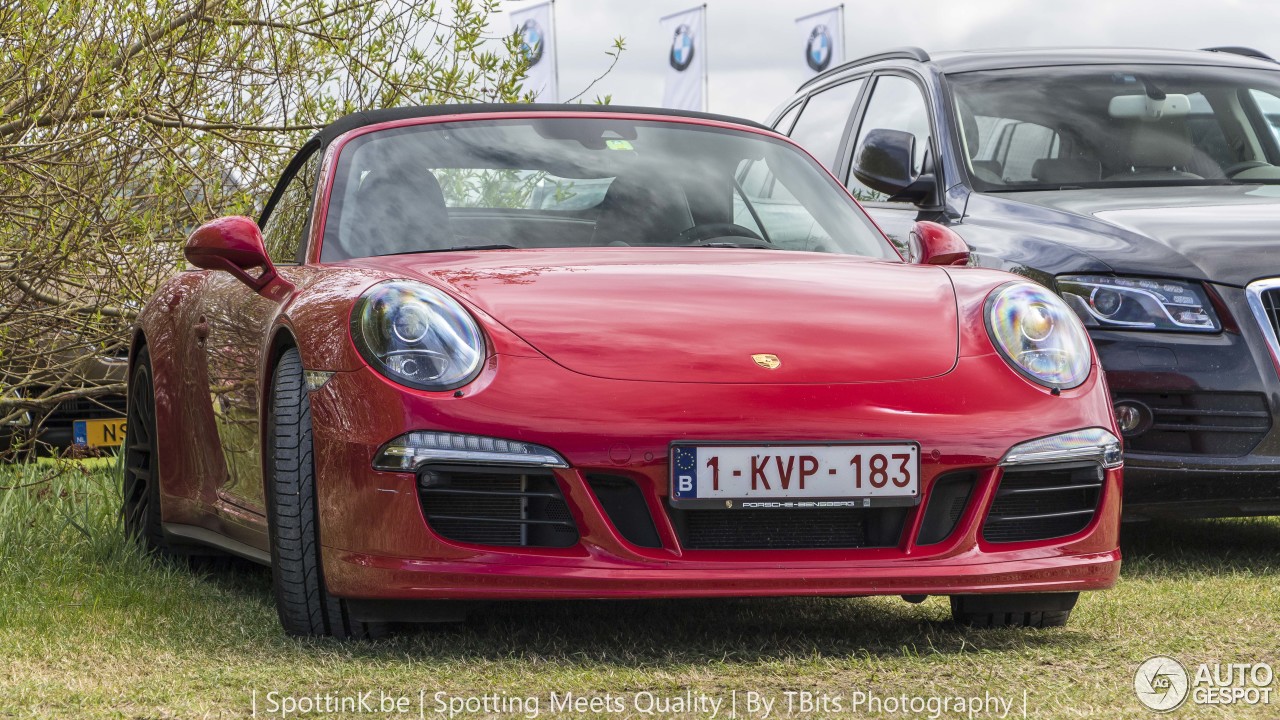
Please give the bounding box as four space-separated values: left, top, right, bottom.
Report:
73 418 127 448
670 442 920 509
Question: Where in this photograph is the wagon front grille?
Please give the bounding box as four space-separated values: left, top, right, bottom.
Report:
1259 285 1280 338
983 464 1103 543
417 467 578 548
38 391 127 424
1116 391 1270 457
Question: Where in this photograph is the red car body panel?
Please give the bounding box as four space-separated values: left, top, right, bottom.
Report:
132 108 1122 605
346 250 959 384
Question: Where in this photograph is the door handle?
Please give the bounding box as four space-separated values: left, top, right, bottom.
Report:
194 318 210 341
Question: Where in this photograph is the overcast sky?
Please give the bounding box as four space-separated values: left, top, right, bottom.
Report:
496 0 1280 121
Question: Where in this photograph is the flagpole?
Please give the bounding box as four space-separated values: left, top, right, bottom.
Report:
550 0 560 101
701 3 709 112
838 3 846 62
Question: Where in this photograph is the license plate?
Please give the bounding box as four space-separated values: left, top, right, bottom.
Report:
73 418 127 448
670 442 920 509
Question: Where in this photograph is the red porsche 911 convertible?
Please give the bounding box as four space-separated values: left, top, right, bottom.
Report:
126 104 1122 638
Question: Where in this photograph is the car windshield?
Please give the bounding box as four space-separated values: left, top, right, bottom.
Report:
949 64 1280 192
320 117 895 261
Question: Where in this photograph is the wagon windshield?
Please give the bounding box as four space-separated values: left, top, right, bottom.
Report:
320 117 895 261
951 63 1280 191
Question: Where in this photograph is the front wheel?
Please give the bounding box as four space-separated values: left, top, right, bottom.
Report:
949 592 1078 628
267 347 384 639
122 346 172 554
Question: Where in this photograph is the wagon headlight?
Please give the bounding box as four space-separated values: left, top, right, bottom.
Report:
351 281 485 391
1057 275 1220 332
986 282 1092 390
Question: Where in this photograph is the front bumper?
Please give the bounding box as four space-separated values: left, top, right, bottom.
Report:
1091 283 1280 519
306 351 1121 601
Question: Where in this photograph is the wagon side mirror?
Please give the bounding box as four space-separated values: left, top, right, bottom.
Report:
184 216 293 299
910 221 970 266
851 128 936 204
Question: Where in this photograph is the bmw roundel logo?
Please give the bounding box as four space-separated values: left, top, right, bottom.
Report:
519 19 544 67
669 24 695 72
806 24 833 72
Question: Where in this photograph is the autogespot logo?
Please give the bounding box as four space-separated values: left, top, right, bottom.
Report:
518 19 544 66
806 24 833 72
1135 656 1190 712
669 24 695 71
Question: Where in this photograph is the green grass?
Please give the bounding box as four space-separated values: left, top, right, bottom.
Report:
1 461 1278 719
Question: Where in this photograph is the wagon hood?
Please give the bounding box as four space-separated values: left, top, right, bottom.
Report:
368 249 959 384
986 185 1280 286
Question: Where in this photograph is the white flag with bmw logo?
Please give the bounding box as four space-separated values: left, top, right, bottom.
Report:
511 1 558 101
796 6 844 76
661 5 707 111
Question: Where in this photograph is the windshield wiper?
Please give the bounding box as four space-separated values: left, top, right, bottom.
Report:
688 241 778 250
414 244 520 253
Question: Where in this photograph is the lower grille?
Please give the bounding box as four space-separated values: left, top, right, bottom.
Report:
983 464 1103 543
417 467 578 548
668 506 907 551
1116 391 1270 457
41 392 127 424
916 472 976 545
586 474 662 548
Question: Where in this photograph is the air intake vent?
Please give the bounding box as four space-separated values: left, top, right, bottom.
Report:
667 506 907 551
1115 391 1270 457
586 475 662 548
983 464 1103 543
417 467 578 548
916 472 976 545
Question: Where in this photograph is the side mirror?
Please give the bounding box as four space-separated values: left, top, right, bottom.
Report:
910 221 970 266
184 216 293 299
851 128 936 203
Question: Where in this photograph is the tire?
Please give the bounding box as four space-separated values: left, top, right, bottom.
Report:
950 592 1078 628
122 346 173 554
267 347 384 640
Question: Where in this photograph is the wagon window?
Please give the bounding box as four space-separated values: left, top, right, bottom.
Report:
787 78 865 171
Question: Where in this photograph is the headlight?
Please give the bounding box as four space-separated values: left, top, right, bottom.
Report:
986 282 1092 390
1057 275 1220 332
351 280 485 391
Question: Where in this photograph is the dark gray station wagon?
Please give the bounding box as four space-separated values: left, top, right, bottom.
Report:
769 46 1280 520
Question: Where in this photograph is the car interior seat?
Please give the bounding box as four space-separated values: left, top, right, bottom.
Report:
1106 120 1205 180
959 102 1005 184
1031 158 1103 184
590 175 695 246
342 166 455 257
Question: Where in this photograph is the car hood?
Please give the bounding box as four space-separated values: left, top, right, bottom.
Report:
365 249 959 384
989 185 1280 286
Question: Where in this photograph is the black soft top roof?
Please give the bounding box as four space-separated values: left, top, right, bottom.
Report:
310 103 771 147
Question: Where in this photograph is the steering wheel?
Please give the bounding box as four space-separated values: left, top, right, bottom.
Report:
676 223 767 245
1224 160 1273 178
